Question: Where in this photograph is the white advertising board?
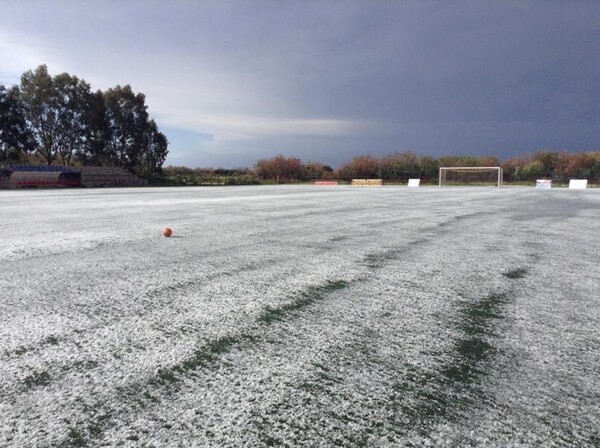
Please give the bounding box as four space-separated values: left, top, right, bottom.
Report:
568 179 588 189
408 178 420 187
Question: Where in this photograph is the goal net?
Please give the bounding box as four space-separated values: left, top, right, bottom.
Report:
439 167 503 187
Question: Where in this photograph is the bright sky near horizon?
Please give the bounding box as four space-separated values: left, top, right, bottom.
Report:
1 1 598 168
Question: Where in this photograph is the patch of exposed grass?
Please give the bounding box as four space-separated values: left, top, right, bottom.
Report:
258 279 348 325
260 434 283 447
387 292 510 436
23 371 51 388
298 363 342 398
464 294 505 323
363 251 396 269
442 293 507 386
150 334 257 388
442 338 490 383
460 292 508 340
62 427 87 447
12 345 30 356
57 407 112 447
8 335 60 358
391 366 451 426
180 335 257 371
503 268 528 279
344 433 370 447
297 380 327 394
329 235 348 242
45 335 60 345
154 369 178 386
64 360 99 372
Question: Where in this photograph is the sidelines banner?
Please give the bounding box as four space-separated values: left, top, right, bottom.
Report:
536 179 552 189
314 180 338 186
568 179 588 189
351 179 382 186
407 178 420 188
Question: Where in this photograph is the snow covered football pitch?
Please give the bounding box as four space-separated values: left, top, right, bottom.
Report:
1 185 599 447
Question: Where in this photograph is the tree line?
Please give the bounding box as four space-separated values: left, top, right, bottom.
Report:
3 67 597 184
0 65 168 176
165 151 600 185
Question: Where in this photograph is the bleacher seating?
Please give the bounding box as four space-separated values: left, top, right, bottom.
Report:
78 166 146 188
0 165 146 188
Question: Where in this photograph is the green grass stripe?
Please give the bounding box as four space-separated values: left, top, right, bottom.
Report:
390 292 510 435
258 280 349 324
503 268 528 279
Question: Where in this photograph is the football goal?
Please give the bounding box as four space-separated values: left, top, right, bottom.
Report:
439 167 503 187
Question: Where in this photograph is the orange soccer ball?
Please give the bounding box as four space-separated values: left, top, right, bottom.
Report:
162 227 173 238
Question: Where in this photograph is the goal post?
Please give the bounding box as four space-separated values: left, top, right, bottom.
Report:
439 167 503 187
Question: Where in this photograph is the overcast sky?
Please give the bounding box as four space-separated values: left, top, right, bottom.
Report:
1 1 598 168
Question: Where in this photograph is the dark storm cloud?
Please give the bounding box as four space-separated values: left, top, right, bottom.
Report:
0 1 598 167
276 2 598 124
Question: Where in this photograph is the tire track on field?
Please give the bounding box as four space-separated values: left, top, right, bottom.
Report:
2 258 267 358
55 278 351 447
372 219 538 443
242 213 535 446
245 272 533 447
0 255 298 409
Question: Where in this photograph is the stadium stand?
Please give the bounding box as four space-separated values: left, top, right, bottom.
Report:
77 166 146 188
0 165 145 188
